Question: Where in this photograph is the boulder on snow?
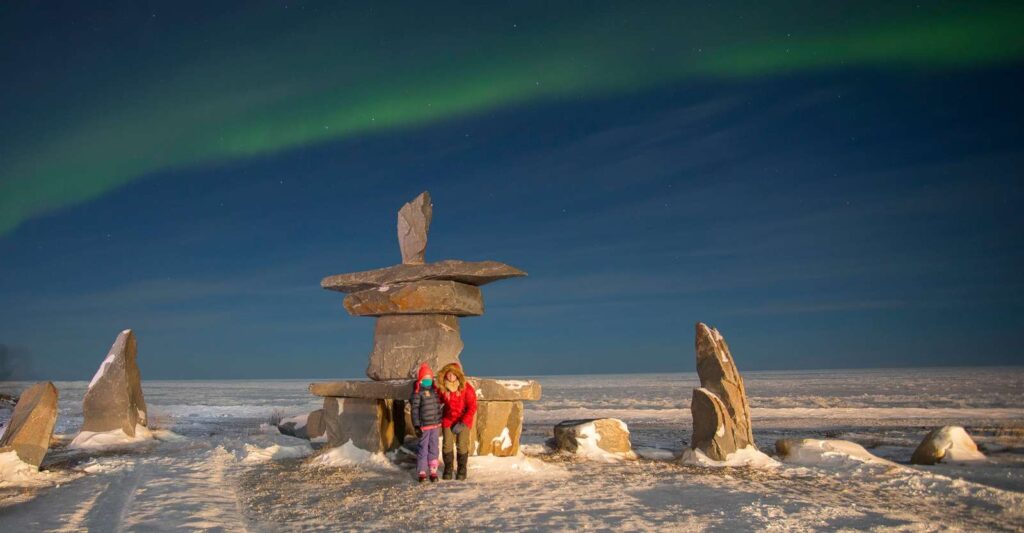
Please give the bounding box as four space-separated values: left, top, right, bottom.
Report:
775 438 894 466
688 323 755 461
0 382 59 467
277 409 326 440
553 418 635 459
471 401 524 457
80 329 148 436
911 426 986 465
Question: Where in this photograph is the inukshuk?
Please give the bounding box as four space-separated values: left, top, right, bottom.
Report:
310 192 541 457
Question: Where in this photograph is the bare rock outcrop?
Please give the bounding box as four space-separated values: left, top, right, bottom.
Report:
554 418 635 459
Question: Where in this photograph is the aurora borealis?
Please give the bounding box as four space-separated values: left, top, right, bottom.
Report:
1 2 1022 379
3 1 1023 235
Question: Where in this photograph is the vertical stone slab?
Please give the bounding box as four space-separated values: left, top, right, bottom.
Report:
366 314 463 380
471 401 523 457
694 323 754 448
322 397 397 453
397 191 432 264
81 329 148 436
0 382 59 467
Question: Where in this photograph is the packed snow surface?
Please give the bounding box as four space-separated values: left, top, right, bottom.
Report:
67 424 155 450
680 446 780 468
1 368 1023 530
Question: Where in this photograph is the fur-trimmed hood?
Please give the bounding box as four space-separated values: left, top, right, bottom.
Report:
438 362 466 392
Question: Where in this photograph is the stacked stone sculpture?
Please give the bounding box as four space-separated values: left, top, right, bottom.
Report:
311 192 540 457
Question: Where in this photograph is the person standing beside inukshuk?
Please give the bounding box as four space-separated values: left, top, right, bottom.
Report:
437 363 477 480
410 363 443 483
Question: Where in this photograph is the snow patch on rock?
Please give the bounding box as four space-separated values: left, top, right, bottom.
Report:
680 445 779 468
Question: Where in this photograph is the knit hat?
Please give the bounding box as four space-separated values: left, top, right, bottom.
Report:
414 362 434 392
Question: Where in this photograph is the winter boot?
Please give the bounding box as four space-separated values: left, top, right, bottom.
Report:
442 452 455 480
456 453 469 480
418 472 427 483
430 473 439 483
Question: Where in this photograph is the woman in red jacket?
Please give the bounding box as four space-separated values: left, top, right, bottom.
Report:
436 362 477 480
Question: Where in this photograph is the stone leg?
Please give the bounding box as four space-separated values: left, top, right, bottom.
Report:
366 314 463 380
321 397 397 453
471 400 523 457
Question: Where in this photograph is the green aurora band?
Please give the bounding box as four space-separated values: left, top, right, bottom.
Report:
2 1 1022 235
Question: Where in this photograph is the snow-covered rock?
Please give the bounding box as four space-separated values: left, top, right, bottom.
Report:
775 438 895 467
910 426 986 465
0 381 59 467
78 329 149 438
553 418 636 461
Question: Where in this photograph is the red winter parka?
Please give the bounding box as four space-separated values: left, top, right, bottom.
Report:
436 363 477 429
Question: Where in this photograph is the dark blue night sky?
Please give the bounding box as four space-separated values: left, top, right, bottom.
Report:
1 2 1022 379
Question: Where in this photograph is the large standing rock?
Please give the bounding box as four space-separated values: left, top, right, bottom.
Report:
553 418 635 459
911 426 986 465
343 281 483 317
321 260 527 293
472 401 524 457
397 191 432 264
80 329 148 436
0 382 59 467
688 323 755 460
321 397 398 453
366 315 463 380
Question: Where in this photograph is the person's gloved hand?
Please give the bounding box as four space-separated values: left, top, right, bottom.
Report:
415 427 423 438
452 422 467 435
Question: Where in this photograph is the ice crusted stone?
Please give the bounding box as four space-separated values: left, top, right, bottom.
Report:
0 382 59 467
911 426 986 465
688 322 754 459
80 329 148 436
553 418 634 458
472 401 523 457
366 315 464 380
343 280 483 317
308 378 541 401
397 191 433 264
321 398 398 453
321 260 526 293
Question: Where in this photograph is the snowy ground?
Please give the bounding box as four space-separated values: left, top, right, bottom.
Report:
1 368 1023 531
